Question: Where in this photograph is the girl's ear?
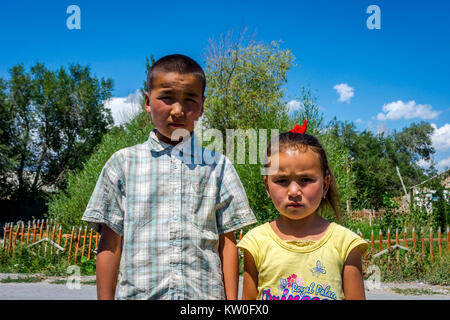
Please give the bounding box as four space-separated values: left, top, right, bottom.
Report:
323 174 331 199
264 176 271 198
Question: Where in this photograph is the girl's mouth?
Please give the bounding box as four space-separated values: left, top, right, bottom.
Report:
287 202 303 208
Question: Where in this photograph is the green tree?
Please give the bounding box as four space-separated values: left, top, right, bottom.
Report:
203 29 294 133
328 119 435 209
0 63 114 202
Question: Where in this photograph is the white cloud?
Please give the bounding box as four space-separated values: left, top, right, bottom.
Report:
104 90 143 126
376 100 440 121
416 158 431 169
287 100 302 112
333 83 354 103
355 118 363 123
437 156 450 170
431 123 450 151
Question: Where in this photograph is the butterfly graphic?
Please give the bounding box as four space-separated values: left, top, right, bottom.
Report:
280 278 287 290
310 260 327 277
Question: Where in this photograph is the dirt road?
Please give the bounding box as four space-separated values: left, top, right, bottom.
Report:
0 274 448 300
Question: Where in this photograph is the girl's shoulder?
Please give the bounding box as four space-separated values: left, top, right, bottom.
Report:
329 223 369 258
241 222 271 240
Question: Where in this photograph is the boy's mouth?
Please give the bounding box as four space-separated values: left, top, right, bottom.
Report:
169 123 184 128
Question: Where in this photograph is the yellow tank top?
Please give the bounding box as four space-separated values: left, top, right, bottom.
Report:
237 222 368 300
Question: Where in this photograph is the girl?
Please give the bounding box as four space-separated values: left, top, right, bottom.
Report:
237 124 368 300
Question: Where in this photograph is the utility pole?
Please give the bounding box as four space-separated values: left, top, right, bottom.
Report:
396 166 410 209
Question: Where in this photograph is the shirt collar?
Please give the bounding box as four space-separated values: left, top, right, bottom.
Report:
148 128 203 158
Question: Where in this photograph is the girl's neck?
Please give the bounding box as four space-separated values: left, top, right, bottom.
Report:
271 212 330 241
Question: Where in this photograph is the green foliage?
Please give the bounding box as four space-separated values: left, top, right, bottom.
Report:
47 111 153 230
0 62 114 201
203 30 294 133
0 244 71 276
328 119 435 209
425 251 450 286
79 256 96 275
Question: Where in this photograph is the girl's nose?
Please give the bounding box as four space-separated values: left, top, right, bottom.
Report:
287 182 302 197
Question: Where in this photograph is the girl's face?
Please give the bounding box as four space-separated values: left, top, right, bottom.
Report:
264 148 330 221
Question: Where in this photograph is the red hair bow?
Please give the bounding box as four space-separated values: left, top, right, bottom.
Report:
289 119 307 134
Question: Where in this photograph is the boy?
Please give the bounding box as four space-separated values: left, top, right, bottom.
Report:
82 54 257 300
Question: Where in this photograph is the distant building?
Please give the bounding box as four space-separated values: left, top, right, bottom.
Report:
410 170 450 213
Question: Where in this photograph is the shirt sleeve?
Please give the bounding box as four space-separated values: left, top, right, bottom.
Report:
215 157 257 235
340 228 369 263
236 228 260 267
81 152 126 237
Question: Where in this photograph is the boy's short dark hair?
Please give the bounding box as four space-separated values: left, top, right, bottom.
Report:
147 54 206 96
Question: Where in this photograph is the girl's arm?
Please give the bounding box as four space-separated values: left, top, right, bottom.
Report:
342 246 366 300
219 231 239 300
96 224 122 300
241 249 259 300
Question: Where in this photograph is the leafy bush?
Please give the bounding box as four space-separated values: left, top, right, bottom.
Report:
47 111 153 231
425 252 450 286
0 244 71 276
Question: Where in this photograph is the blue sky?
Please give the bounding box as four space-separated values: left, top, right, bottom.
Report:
0 0 449 171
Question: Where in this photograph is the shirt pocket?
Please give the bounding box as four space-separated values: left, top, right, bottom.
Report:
184 176 219 234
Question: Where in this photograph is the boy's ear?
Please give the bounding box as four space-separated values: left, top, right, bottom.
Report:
200 96 205 116
264 176 271 198
144 91 151 114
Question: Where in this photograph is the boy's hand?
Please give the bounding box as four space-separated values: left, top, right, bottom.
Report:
219 231 239 300
96 224 122 300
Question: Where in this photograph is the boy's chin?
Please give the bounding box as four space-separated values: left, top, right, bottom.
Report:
157 127 192 144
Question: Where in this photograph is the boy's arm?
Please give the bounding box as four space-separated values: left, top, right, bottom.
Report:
342 246 366 300
218 231 239 300
96 224 122 300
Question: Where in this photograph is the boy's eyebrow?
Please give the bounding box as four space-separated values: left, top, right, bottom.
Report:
156 89 200 97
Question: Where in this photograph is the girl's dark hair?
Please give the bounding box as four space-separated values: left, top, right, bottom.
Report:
266 131 341 222
146 54 206 96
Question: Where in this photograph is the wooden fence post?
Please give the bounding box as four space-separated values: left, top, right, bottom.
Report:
371 230 374 250
87 228 94 260
32 220 36 243
8 223 13 252
438 227 442 258
429 227 433 261
20 223 25 245
38 219 44 240
57 226 62 246
81 226 87 258
404 228 408 248
379 230 383 252
412 227 416 251
421 228 425 256
68 226 75 262
73 226 82 264
387 228 391 249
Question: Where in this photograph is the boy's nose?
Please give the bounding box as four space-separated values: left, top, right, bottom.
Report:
170 102 184 117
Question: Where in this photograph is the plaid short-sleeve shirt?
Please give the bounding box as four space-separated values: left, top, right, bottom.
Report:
82 129 257 300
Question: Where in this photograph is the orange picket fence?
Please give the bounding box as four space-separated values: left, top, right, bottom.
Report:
1 219 99 264
355 226 450 261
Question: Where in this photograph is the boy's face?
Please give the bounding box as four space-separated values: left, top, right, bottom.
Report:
145 71 204 146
